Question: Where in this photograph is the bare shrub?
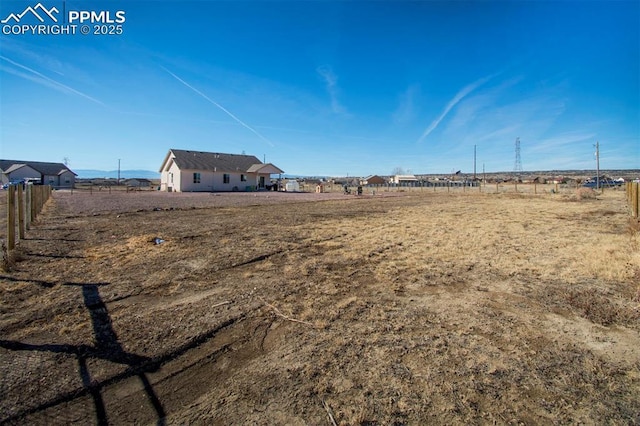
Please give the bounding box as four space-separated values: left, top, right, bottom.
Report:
575 187 597 200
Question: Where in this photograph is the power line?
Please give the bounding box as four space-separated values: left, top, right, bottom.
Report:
473 144 476 180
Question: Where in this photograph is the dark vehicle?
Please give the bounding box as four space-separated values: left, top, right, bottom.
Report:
1 179 25 190
582 177 621 188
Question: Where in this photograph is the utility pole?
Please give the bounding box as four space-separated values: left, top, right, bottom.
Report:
118 159 121 186
595 141 600 190
473 145 477 180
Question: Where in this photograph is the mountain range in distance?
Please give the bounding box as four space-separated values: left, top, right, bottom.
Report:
75 169 160 179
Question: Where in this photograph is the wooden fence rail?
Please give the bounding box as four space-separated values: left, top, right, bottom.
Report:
6 184 52 251
627 182 639 219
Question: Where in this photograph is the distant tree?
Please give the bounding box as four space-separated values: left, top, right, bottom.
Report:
391 167 405 176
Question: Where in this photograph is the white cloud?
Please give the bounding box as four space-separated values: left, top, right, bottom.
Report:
0 55 104 105
441 81 568 150
393 84 419 124
317 65 347 115
417 74 493 144
162 66 275 147
529 131 596 154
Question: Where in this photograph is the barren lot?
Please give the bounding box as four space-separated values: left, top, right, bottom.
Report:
1 189 639 424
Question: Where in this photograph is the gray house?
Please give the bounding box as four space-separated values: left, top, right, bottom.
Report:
159 149 284 192
125 178 153 188
0 160 76 188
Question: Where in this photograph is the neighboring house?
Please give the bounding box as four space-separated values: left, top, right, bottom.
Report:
0 159 76 188
90 178 117 186
125 178 152 188
390 174 418 184
361 175 387 185
159 149 284 192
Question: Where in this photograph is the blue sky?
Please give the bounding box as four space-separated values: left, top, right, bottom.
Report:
0 0 638 176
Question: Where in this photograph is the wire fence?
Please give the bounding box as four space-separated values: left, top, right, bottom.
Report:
2 181 634 251
300 181 599 195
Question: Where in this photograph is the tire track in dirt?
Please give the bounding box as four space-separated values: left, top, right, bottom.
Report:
10 289 316 425
1 313 246 424
3 232 329 425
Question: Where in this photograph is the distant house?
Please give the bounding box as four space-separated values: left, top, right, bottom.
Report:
159 149 284 192
361 175 387 185
0 159 76 188
391 174 418 184
125 178 152 188
90 178 117 186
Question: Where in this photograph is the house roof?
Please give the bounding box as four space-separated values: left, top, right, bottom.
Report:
161 149 284 174
246 163 284 174
4 164 32 174
395 174 418 181
0 159 76 176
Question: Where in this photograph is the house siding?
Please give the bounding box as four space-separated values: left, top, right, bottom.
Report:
58 171 76 188
182 169 212 192
6 165 40 182
177 170 258 192
43 174 57 186
44 173 75 187
161 161 183 192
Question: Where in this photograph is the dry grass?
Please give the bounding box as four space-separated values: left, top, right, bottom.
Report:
1 189 638 424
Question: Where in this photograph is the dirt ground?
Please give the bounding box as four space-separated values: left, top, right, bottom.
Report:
1 188 639 425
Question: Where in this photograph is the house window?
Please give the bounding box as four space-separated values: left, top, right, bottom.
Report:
193 172 201 184
223 174 230 184
241 174 247 182
170 173 173 183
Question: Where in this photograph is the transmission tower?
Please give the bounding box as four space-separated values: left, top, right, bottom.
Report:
514 137 523 172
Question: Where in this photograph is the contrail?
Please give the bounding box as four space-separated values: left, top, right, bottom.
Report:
317 65 346 115
417 75 492 144
162 66 274 147
0 55 104 106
